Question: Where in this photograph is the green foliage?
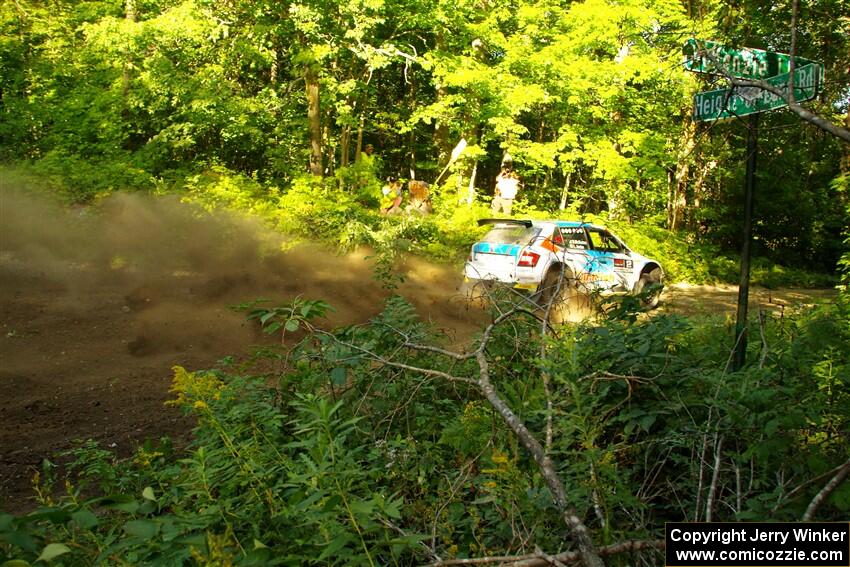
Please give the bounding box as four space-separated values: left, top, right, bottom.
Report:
2 0 846 277
235 297 334 342
3 294 849 563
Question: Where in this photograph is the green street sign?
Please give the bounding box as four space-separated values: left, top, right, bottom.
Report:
693 62 824 122
683 39 816 80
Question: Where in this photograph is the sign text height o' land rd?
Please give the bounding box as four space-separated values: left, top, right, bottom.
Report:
692 62 824 122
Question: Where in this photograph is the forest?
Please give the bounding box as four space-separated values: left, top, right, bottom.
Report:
1 0 849 564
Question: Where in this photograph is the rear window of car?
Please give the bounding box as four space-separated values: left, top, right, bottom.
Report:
481 226 541 245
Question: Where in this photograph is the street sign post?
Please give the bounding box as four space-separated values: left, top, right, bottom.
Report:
692 62 824 121
684 39 823 371
683 39 816 80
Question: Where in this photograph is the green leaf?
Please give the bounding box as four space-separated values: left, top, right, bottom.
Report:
141 486 156 501
102 496 140 514
71 509 99 530
330 367 347 385
123 519 160 539
2 530 38 553
253 538 269 550
36 543 71 562
317 533 352 561
2 560 33 567
638 414 657 432
265 321 282 334
284 319 300 332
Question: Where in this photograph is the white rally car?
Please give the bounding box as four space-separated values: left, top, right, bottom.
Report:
463 219 664 314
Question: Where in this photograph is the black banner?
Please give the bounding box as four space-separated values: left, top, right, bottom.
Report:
666 523 850 567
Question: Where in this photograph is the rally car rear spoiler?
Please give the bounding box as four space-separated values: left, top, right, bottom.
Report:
477 218 533 228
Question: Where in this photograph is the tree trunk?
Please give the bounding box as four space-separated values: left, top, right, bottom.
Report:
433 32 452 166
843 112 850 174
306 70 323 177
323 120 333 177
122 0 136 100
355 114 364 162
466 161 477 205
559 172 572 210
341 126 350 167
669 119 697 230
408 75 417 179
434 83 452 166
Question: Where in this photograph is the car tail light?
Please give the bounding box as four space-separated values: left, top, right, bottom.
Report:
518 250 540 267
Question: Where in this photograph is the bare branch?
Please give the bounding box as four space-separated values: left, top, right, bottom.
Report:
432 459 481 555
705 433 724 522
475 351 604 567
758 308 769 368
802 458 850 521
404 341 475 360
694 42 850 143
11 0 28 18
319 307 605 567
775 458 850 510
426 539 666 566
539 264 570 454
315 330 477 385
730 77 850 143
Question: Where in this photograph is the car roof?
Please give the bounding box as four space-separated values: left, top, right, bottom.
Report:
541 220 605 231
481 219 608 231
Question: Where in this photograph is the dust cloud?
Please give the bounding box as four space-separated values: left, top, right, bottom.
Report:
0 184 488 512
0 186 483 351
1 184 835 513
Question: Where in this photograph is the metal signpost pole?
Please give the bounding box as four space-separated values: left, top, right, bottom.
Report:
685 39 822 371
733 113 759 371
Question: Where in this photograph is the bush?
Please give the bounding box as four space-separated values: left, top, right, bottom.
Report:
3 294 848 565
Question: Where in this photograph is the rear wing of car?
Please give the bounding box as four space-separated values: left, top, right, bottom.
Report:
477 218 533 228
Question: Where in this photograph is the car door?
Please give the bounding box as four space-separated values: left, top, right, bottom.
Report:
584 227 621 291
555 225 592 282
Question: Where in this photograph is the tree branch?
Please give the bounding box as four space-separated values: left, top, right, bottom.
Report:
319 308 605 567
316 330 477 385
426 539 665 566
802 458 850 521
730 77 850 143
474 350 604 567
694 42 850 144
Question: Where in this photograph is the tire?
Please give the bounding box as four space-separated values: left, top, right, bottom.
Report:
634 268 663 309
538 268 593 323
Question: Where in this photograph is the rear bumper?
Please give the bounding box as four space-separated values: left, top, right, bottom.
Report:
463 274 540 292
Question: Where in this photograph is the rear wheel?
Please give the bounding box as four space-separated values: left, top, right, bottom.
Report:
538 268 593 323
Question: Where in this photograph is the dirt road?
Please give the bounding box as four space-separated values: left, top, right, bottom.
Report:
0 190 837 512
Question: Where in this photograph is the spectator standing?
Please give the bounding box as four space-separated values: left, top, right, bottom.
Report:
492 168 520 215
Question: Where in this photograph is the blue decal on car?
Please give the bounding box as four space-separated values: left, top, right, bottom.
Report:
473 243 521 256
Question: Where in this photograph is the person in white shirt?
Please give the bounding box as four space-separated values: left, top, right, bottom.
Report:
492 167 521 215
